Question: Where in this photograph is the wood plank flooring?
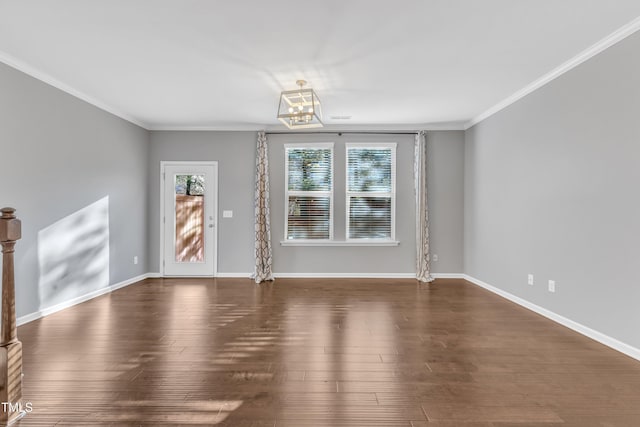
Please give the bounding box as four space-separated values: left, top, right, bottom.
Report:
14 278 640 426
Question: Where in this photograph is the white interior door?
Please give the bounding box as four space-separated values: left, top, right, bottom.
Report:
162 162 217 276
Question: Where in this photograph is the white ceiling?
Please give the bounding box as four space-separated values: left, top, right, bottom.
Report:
1 1 640 130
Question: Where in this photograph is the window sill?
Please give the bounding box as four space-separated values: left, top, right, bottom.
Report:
280 240 400 247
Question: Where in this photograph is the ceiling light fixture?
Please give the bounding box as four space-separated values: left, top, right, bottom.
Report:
277 80 323 129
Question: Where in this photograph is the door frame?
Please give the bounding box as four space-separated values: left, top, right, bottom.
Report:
160 161 219 277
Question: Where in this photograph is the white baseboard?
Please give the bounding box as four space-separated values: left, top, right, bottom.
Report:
273 272 417 279
216 273 252 278
147 272 254 278
148 272 463 280
462 274 640 363
431 273 464 279
216 272 463 279
17 273 153 326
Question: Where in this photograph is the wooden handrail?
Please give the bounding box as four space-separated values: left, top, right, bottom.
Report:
0 208 24 424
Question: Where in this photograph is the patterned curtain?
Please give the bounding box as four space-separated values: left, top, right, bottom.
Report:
252 131 274 283
414 131 434 282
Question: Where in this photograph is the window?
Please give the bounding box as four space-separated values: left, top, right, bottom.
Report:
346 143 396 240
282 141 398 246
285 143 333 240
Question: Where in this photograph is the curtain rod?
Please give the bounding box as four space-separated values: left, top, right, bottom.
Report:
265 131 419 136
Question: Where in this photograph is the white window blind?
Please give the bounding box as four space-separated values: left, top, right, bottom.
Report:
346 144 396 240
285 144 333 240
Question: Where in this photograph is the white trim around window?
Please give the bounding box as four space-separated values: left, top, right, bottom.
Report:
345 142 397 242
284 143 335 241
280 239 399 247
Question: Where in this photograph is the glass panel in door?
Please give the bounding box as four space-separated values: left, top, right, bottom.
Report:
175 174 205 262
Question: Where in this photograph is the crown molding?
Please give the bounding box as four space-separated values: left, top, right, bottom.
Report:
0 51 150 130
148 124 265 132
465 15 640 129
265 122 468 132
149 122 467 132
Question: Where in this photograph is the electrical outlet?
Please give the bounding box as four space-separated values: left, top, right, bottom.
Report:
432 254 438 262
133 256 138 265
223 210 233 218
527 274 534 285
548 280 556 293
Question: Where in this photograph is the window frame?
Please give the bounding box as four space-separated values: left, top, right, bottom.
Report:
283 142 335 242
345 142 397 242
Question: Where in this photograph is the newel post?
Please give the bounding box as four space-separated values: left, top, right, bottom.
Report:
0 208 24 424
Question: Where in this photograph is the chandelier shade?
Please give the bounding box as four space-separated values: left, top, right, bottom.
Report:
277 80 323 129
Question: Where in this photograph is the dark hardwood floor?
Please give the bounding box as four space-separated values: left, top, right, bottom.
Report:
14 278 640 426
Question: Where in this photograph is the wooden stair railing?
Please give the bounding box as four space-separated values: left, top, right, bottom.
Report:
0 208 24 425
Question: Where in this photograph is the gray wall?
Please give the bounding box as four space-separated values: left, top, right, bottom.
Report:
464 31 640 348
0 62 149 318
148 131 257 274
149 130 465 275
427 131 465 274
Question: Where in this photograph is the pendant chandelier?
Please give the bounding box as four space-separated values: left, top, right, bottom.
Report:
277 80 323 129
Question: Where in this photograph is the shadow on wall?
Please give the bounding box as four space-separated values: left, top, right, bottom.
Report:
37 197 110 310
